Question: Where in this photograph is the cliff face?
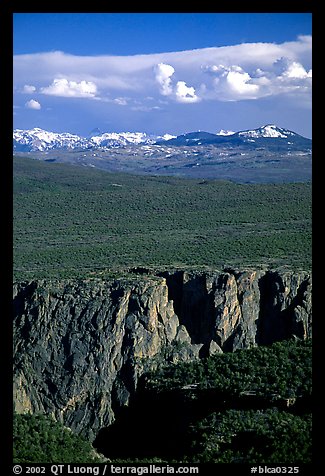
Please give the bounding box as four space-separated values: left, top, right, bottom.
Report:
13 269 312 440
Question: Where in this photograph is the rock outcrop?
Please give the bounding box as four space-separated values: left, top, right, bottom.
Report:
13 269 312 440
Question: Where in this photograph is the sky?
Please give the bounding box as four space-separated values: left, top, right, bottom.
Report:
13 13 312 138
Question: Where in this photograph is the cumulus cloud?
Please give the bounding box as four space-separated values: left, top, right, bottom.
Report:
25 99 41 110
207 64 260 100
22 84 36 93
282 61 312 79
272 57 312 79
175 81 199 103
154 63 199 103
225 68 259 97
40 78 97 98
203 56 312 102
154 63 175 96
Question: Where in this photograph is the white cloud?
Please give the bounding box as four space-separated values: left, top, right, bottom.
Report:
226 70 260 97
25 99 41 110
113 97 128 106
272 57 312 80
154 63 199 103
282 61 312 79
131 104 162 112
203 56 312 102
175 81 199 103
22 84 36 93
14 36 312 107
207 64 260 100
154 63 175 96
40 78 97 98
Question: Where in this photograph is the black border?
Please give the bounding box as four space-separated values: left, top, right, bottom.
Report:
3 2 319 474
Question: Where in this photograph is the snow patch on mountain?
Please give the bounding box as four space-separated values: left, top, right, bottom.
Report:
89 132 153 147
216 129 235 136
157 133 177 141
237 124 295 139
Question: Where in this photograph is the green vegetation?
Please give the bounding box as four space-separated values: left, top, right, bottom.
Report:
149 339 312 463
95 339 312 464
186 409 311 463
13 413 103 463
13 156 311 280
146 338 312 398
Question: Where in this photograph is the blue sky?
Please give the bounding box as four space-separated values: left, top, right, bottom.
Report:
13 13 312 137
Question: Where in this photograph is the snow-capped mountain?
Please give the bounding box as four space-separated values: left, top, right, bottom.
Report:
13 125 311 152
236 124 296 139
88 131 154 147
13 128 90 152
160 124 311 150
13 128 174 152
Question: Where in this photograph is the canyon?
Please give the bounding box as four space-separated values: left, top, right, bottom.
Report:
13 268 312 441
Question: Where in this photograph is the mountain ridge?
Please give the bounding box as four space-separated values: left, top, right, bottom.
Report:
160 124 311 149
13 124 311 152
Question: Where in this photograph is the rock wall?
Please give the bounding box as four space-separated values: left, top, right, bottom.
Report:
13 269 312 440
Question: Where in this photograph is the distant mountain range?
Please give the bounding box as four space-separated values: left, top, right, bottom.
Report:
158 125 311 151
13 124 311 153
12 128 172 152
